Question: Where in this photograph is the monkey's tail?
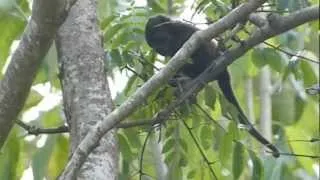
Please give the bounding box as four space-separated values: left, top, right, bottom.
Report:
217 71 280 158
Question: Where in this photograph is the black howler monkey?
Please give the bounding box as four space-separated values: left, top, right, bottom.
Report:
145 15 279 157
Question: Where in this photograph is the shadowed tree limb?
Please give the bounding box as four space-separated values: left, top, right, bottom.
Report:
0 0 77 150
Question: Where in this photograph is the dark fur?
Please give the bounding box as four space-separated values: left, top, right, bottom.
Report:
145 15 279 157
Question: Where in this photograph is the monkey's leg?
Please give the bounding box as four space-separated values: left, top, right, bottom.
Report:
217 71 280 157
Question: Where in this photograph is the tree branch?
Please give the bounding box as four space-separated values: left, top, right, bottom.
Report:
61 3 319 177
0 0 77 150
16 120 69 135
60 0 270 177
15 119 158 136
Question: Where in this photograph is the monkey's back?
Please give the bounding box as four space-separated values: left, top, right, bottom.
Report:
145 15 220 78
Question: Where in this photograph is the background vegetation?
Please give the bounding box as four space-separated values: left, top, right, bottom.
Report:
0 0 318 179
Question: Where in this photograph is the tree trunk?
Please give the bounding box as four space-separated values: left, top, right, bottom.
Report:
56 0 118 179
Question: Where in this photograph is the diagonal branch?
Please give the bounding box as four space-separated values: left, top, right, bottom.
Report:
61 3 319 179
0 0 77 149
59 0 270 178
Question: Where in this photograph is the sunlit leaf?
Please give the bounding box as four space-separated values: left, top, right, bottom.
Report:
40 107 62 127
23 89 43 111
300 61 318 87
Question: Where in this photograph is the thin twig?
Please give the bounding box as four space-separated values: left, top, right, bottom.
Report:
182 120 218 179
139 129 153 180
263 41 319 64
266 151 320 159
124 65 148 81
16 120 68 135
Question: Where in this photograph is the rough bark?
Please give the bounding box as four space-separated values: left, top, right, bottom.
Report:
56 0 118 179
0 0 77 150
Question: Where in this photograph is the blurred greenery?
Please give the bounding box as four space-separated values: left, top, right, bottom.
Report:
0 0 318 179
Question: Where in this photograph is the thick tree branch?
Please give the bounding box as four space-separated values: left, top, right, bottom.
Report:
0 0 77 150
60 0 269 177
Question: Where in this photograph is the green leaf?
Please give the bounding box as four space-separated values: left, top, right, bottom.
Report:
279 31 300 51
200 125 213 150
179 138 188 153
33 65 48 84
187 169 196 179
219 130 232 165
300 61 317 86
121 128 141 150
118 133 132 160
47 135 69 178
32 135 56 180
164 150 176 165
100 15 116 30
165 126 175 137
33 44 58 84
104 23 127 41
204 86 216 109
109 49 123 67
40 107 62 127
272 89 295 124
232 142 245 180
248 150 264 180
23 89 43 111
147 0 166 13
281 59 299 82
162 138 174 154
0 128 23 180
0 11 26 75
251 48 284 72
178 154 188 167
218 93 230 117
294 95 306 121
251 48 267 68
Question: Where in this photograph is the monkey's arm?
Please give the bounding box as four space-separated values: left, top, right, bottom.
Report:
217 71 280 157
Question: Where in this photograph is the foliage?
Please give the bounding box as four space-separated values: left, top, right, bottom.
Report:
0 0 318 179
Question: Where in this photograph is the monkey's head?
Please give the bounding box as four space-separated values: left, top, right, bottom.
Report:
145 15 174 56
145 15 171 31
